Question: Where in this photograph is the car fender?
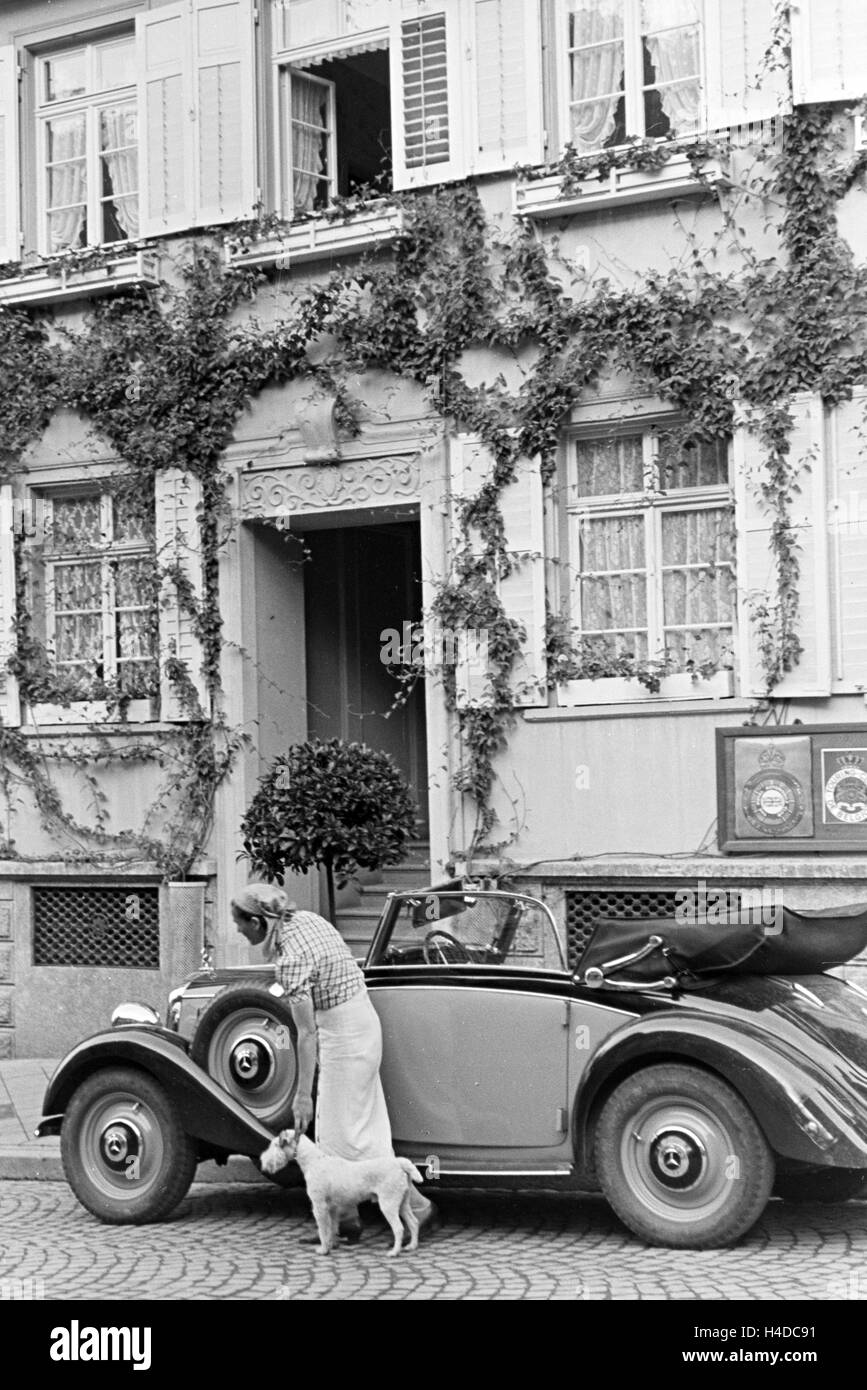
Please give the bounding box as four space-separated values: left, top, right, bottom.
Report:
39 1028 277 1158
572 1012 867 1170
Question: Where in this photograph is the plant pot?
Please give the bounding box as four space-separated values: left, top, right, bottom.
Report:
557 669 734 707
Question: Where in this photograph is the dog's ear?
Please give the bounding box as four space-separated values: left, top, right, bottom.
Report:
278 1129 294 1148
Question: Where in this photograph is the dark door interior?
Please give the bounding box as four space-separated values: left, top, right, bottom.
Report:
304 522 428 834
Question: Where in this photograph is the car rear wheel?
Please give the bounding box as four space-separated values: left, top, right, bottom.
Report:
61 1067 198 1224
595 1063 775 1249
190 983 298 1132
775 1168 867 1203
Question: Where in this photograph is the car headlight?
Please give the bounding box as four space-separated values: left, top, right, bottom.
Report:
111 1002 161 1028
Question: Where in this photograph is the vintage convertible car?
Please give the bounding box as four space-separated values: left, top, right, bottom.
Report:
37 885 867 1249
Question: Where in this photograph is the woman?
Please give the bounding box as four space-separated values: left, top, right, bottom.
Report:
231 882 436 1242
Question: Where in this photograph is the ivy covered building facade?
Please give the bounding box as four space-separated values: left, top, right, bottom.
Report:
1 0 867 1054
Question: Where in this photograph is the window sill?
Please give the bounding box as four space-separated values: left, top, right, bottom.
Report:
225 204 404 269
515 151 722 219
555 670 735 707
25 698 158 727
0 250 160 308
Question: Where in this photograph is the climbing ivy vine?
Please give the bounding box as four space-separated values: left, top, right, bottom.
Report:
1 77 866 861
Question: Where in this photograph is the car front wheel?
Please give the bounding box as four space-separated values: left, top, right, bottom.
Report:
595 1063 775 1249
61 1067 198 1224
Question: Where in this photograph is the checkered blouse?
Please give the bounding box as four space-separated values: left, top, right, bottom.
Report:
273 910 365 1012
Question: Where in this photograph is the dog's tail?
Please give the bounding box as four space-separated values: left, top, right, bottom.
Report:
397 1157 425 1185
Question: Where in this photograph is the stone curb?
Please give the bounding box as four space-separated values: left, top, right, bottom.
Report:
0 1144 270 1185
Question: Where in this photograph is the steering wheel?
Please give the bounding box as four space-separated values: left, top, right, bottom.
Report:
422 930 472 965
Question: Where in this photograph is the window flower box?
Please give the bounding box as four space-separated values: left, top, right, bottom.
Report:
515 151 722 220
26 699 157 727
0 250 160 308
557 669 735 707
226 204 404 269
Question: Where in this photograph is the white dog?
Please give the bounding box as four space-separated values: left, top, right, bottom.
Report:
260 1129 425 1256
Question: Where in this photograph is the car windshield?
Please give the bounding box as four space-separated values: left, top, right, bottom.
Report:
371 891 566 970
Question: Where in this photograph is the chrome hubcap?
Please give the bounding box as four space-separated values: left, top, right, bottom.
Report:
79 1092 164 1200
207 1011 297 1123
622 1097 736 1224
228 1034 275 1089
100 1120 142 1170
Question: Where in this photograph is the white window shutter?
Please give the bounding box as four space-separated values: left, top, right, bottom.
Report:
498 455 547 707
703 0 789 130
468 0 543 174
390 1 466 189
449 436 547 709
155 470 209 721
791 0 867 104
734 393 831 699
0 47 20 265
827 388 867 691
450 434 494 707
0 486 20 727
194 0 258 225
137 4 195 236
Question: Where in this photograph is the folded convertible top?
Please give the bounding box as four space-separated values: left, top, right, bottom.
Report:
577 902 867 984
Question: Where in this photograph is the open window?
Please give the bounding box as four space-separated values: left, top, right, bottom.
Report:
279 46 392 217
35 32 138 254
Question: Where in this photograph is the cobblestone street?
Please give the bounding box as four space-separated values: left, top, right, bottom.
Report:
3 1180 867 1302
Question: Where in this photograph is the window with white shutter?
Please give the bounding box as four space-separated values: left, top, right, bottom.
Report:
273 0 392 220
549 0 786 158
469 0 544 173
566 429 734 698
0 486 20 727
0 46 20 265
734 394 832 699
36 34 139 255
390 2 465 188
827 388 867 693
155 469 209 721
791 0 867 105
137 0 257 237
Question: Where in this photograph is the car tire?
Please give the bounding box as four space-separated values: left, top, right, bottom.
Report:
190 983 298 1132
594 1063 775 1249
61 1066 198 1225
775 1168 867 1204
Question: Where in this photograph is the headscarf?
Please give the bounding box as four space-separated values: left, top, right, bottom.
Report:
231 883 297 961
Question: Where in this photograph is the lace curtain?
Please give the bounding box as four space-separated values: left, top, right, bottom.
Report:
579 508 733 666
642 0 702 135
568 0 625 154
662 507 733 664
47 116 87 252
100 106 139 238
569 0 702 151
580 514 648 656
291 73 330 213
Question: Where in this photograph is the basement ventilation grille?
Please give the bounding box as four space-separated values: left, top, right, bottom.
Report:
32 886 160 969
565 888 681 970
